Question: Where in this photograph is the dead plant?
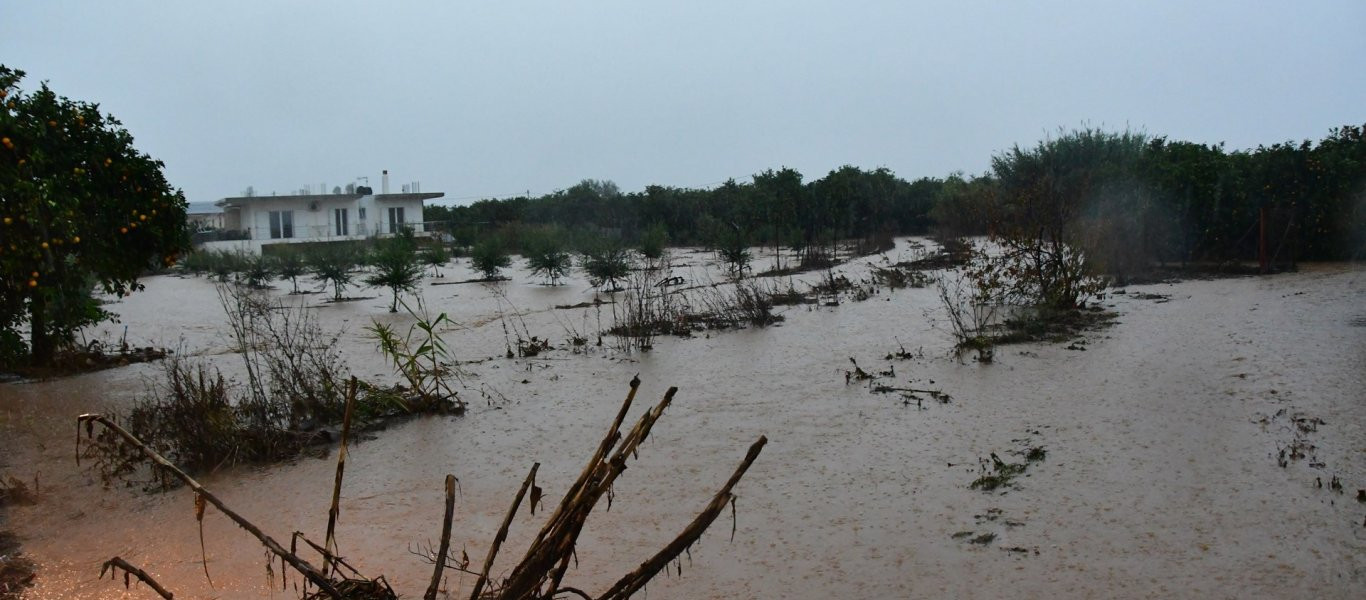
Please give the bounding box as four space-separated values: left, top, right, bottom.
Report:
76 377 767 599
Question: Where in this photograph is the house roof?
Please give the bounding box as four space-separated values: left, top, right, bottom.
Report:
215 192 443 208
186 201 221 215
373 192 444 202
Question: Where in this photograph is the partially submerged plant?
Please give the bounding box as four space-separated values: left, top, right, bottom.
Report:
77 377 768 600
365 297 464 413
471 238 513 280
275 249 308 294
365 233 424 313
525 243 573 285
580 241 633 291
307 245 361 301
420 244 451 278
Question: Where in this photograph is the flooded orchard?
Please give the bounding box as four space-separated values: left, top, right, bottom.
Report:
1 240 1364 599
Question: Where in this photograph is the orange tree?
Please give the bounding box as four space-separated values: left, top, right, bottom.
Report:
0 65 189 367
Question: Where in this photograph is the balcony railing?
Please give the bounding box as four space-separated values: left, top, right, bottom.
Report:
209 221 451 242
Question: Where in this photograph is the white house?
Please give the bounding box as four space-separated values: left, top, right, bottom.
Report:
198 189 443 254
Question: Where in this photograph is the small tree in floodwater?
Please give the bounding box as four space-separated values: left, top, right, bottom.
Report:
526 238 573 285
273 249 307 294
715 226 752 278
470 238 512 280
581 240 633 291
306 245 361 301
239 253 275 289
366 230 424 312
638 222 670 261
420 244 451 278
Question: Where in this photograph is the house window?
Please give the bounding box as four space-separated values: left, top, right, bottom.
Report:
387 206 405 234
334 208 349 236
269 210 294 239
358 207 366 220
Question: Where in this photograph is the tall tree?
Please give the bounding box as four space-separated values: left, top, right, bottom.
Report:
0 65 190 366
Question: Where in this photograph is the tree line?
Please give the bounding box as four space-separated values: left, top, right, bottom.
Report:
426 124 1366 268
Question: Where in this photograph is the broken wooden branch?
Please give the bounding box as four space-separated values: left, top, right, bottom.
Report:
598 435 767 600
498 382 680 599
469 462 540 600
324 378 359 576
77 414 344 599
100 557 174 599
425 474 458 600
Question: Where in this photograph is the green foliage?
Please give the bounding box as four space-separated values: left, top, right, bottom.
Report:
364 231 423 312
580 239 633 291
420 244 451 278
637 222 669 260
714 226 752 277
470 238 512 280
240 253 275 289
211 251 247 284
365 298 462 412
306 245 360 301
273 248 307 293
0 64 190 365
988 127 1144 308
525 237 573 285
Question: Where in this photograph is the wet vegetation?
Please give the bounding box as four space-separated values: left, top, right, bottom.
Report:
423 123 1366 278
77 378 767 599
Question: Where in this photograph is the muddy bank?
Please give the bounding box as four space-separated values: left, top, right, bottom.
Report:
0 243 1362 598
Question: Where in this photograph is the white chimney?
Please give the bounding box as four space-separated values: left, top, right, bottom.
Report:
382 170 390 194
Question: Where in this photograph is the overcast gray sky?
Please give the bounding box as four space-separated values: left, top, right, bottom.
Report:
4 1 1363 205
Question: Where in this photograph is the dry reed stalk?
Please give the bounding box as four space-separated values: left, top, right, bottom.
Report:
497 382 681 599
425 474 458 600
99 557 175 599
597 435 767 599
77 414 344 599
324 378 359 576
469 463 539 600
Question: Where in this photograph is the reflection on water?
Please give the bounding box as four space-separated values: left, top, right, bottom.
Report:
2 241 1363 598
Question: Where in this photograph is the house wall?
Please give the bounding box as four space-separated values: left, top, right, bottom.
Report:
201 194 431 254
373 197 425 234
237 196 364 241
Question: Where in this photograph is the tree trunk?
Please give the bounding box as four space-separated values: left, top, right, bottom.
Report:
29 293 54 366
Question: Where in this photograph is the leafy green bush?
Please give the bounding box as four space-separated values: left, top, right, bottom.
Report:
470 239 512 280
365 233 423 312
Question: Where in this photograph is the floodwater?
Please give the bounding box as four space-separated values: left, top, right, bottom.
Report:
1 239 1363 599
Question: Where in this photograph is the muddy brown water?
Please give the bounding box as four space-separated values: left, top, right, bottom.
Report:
1 240 1363 599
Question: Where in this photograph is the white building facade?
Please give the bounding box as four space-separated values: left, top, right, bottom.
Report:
199 191 442 254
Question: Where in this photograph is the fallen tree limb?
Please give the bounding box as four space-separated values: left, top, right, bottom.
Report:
425 474 458 600
100 557 174 599
469 463 539 600
598 435 767 600
324 378 359 576
77 414 344 599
